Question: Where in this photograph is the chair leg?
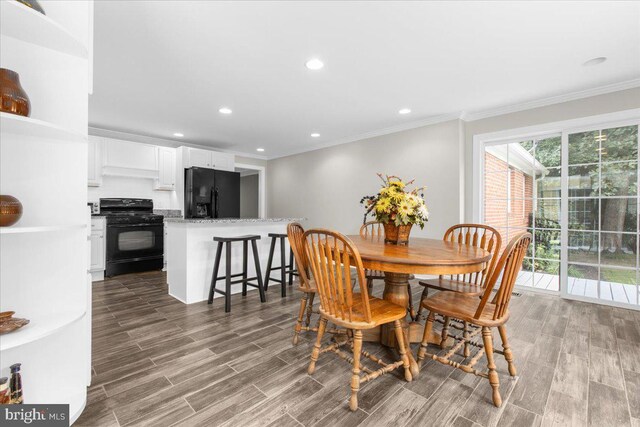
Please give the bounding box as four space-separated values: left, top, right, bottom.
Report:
264 237 276 291
366 278 373 293
288 248 294 286
293 293 308 345
407 283 416 321
393 320 412 382
305 293 315 327
482 327 502 407
349 329 363 411
251 240 266 303
280 237 287 297
415 286 429 321
440 316 451 348
417 311 435 363
463 321 471 358
208 242 223 304
308 316 328 375
498 325 517 376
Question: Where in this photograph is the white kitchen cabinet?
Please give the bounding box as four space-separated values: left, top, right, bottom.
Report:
102 138 159 178
90 217 106 280
87 136 102 187
184 147 235 171
155 146 176 190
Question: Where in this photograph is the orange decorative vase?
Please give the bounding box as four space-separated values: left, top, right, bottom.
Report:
0 195 23 227
383 223 412 245
0 69 31 117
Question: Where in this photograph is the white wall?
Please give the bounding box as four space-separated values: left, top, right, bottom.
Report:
267 119 463 238
88 176 178 209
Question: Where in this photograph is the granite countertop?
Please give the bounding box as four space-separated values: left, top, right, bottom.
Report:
91 215 106 219
164 217 305 224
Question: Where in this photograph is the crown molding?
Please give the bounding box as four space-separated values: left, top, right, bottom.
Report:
266 112 462 160
88 126 268 161
461 78 640 122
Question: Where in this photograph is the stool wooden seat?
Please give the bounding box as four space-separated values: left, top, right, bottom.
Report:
208 235 266 312
264 233 297 297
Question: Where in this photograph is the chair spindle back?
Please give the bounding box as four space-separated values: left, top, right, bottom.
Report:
303 229 371 325
287 222 313 290
359 221 384 239
475 233 531 321
443 224 502 287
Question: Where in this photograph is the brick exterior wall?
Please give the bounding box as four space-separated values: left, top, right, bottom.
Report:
484 152 534 234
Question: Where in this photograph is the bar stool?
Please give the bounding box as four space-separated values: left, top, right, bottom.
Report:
264 233 297 297
208 235 266 312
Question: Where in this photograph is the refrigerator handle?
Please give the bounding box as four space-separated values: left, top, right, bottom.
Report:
214 187 219 218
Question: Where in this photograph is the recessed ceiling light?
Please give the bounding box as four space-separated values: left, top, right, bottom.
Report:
583 57 607 67
305 58 324 70
256 148 265 152
398 108 411 115
310 133 320 138
173 132 184 137
219 107 232 114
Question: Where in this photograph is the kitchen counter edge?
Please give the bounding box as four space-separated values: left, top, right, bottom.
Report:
164 217 306 224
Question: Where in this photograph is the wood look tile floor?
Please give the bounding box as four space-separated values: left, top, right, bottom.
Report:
77 271 640 427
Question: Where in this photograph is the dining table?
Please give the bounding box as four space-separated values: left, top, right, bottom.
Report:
347 234 492 377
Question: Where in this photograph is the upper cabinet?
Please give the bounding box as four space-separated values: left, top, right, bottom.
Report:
155 146 176 191
183 147 235 171
102 139 158 178
87 136 102 187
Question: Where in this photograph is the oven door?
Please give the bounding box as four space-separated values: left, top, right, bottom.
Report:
106 223 164 262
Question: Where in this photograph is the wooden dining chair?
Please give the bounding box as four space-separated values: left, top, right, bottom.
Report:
416 224 501 353
359 221 416 319
304 229 412 411
417 232 531 407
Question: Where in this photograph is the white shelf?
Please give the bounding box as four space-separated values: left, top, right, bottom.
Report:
0 0 88 59
0 309 86 351
0 112 85 141
0 224 86 235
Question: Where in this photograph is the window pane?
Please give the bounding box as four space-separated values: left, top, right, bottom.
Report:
568 198 598 231
600 233 637 268
533 228 560 260
599 267 637 304
508 140 535 177
569 131 599 165
601 126 638 162
484 149 509 172
536 199 560 228
484 172 508 200
518 258 534 287
600 161 637 197
568 264 599 298
568 164 598 197
568 231 599 264
537 167 561 198
484 198 508 230
535 136 561 168
534 260 560 291
601 198 637 232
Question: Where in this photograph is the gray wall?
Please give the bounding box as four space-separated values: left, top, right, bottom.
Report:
267 119 464 238
463 87 640 221
240 174 259 218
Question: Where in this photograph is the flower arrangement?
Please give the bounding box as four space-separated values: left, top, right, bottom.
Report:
360 174 429 228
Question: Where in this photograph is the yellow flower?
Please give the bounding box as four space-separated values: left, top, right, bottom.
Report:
376 198 391 213
389 180 405 189
398 200 412 215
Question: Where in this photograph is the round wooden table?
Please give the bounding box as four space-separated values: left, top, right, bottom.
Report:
347 234 492 377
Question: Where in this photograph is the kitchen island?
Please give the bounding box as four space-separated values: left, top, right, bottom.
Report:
165 218 305 304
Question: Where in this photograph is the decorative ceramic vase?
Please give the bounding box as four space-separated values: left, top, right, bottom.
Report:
0 69 31 117
0 195 23 226
15 0 45 15
383 222 412 245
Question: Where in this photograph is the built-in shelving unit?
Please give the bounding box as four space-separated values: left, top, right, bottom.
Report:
0 0 93 423
0 112 86 141
0 0 88 58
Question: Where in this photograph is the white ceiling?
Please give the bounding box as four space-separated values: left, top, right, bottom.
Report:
89 1 640 159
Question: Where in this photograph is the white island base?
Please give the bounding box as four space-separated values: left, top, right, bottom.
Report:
165 218 303 304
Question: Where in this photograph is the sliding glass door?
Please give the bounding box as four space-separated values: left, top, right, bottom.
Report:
480 122 639 309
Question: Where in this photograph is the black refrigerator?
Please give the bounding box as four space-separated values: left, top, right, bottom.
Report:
184 167 241 219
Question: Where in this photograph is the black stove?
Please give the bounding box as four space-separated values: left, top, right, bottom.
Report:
100 198 164 277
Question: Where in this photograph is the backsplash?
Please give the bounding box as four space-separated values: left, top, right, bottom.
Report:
88 175 179 209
